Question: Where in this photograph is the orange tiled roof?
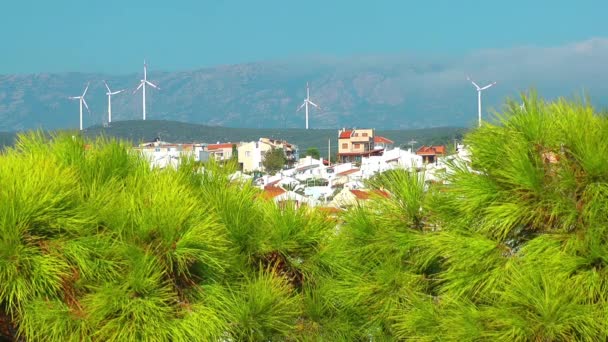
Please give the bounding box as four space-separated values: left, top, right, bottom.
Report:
350 189 370 200
207 143 234 150
374 136 394 144
337 168 360 176
261 186 286 199
416 145 446 155
339 130 353 139
350 189 390 200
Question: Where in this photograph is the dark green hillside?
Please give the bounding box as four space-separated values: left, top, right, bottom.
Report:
1 120 467 155
83 120 467 155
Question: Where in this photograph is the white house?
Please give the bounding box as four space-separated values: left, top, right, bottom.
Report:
237 138 298 173
134 139 206 169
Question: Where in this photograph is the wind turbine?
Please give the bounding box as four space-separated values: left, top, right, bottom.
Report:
103 81 125 124
467 76 496 127
134 60 159 120
297 82 320 130
69 83 90 131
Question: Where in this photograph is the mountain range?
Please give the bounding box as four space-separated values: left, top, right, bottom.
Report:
1 38 607 132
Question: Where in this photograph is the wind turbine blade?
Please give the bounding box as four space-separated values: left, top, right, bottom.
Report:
308 100 319 108
103 80 111 93
145 80 159 89
82 82 90 97
69 96 80 100
133 82 143 94
480 82 497 91
82 98 90 113
466 76 481 90
112 89 126 95
297 102 306 112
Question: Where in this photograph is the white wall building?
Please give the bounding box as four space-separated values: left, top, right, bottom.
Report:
237 138 298 173
134 140 206 169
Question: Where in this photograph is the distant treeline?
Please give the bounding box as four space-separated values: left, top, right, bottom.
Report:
1 120 468 154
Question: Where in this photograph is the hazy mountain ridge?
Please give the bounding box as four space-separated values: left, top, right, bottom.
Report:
1 39 607 131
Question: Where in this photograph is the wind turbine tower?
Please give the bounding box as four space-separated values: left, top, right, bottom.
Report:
467 76 496 127
297 82 320 130
69 83 90 131
134 60 159 120
103 81 125 124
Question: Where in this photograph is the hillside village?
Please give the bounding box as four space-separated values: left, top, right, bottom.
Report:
134 128 470 209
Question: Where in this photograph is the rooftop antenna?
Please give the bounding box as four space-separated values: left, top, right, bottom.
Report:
69 82 90 131
297 82 321 130
103 80 125 124
467 76 496 127
408 139 417 152
134 60 160 120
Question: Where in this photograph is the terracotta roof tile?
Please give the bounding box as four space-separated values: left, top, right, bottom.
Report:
349 189 371 200
207 143 234 150
416 145 446 155
339 131 353 139
374 136 394 144
349 189 390 200
337 168 360 176
261 186 286 199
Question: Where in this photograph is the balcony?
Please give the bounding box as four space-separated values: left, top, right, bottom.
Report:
350 135 372 143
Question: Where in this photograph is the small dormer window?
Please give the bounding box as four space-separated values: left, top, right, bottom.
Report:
362 133 368 137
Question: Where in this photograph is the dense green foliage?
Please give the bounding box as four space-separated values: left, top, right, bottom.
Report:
304 147 321 160
1 94 608 341
262 148 287 174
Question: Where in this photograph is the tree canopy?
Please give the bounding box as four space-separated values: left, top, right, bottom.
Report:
262 147 286 174
1 93 608 340
304 147 320 160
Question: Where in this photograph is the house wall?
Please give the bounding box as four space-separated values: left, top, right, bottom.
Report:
238 141 272 172
330 188 358 207
338 129 375 155
208 147 233 161
134 143 205 169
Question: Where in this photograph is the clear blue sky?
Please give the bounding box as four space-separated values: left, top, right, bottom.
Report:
1 0 606 74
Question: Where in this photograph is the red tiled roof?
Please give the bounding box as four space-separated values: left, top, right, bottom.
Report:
207 143 234 150
416 145 446 155
261 186 286 199
339 130 353 139
349 189 370 200
374 136 394 144
349 189 390 200
337 168 360 176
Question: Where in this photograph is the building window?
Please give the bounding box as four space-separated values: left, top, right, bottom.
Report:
342 143 348 149
353 133 358 137
362 132 368 137
245 151 251 157
354 143 361 149
155 148 160 152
